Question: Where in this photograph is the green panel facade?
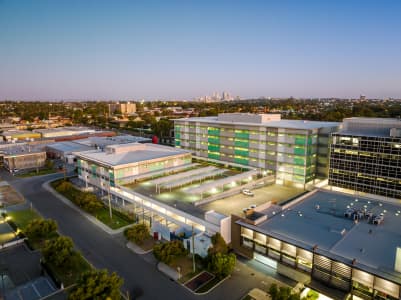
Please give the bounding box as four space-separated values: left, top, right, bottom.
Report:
208 145 220 152
294 147 305 155
235 131 249 139
294 157 305 165
234 149 249 157
234 140 249 148
208 153 220 160
91 165 97 178
208 137 220 144
295 137 306 145
234 157 249 165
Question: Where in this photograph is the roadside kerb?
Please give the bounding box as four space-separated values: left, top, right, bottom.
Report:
126 241 153 255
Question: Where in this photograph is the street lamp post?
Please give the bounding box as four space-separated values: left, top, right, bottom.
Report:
108 171 113 220
192 225 196 273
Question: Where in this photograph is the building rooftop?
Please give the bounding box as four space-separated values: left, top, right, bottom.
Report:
175 115 340 130
75 143 190 167
240 190 401 282
0 143 45 155
33 127 95 136
73 135 151 148
46 141 93 153
337 117 401 137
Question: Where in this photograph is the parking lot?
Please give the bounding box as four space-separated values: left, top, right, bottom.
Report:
0 244 57 300
0 181 25 207
199 184 303 216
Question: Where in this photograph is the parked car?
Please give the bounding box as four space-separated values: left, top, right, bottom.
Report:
242 189 254 197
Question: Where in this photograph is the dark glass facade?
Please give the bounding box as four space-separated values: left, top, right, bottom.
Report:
329 133 401 199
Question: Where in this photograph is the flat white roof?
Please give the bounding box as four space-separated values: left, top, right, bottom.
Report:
75 143 190 168
175 116 339 130
73 135 151 147
46 141 93 153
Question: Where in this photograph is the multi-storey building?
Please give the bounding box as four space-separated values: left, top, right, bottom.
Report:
174 113 339 187
108 102 136 116
329 117 401 199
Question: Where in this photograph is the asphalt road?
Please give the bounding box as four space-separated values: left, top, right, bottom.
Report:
1 170 289 300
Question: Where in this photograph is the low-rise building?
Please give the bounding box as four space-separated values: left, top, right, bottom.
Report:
1 130 41 142
1 143 46 171
34 127 96 138
75 143 192 188
233 189 401 300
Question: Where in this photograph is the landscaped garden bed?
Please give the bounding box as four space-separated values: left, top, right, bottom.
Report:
184 271 215 292
51 179 135 229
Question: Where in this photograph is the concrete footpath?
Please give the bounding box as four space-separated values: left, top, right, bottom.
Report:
42 180 131 235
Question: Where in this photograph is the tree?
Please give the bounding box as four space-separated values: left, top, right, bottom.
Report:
79 192 103 213
153 240 188 264
69 269 123 300
207 252 236 279
268 284 301 300
55 181 73 193
42 236 74 267
25 219 57 240
208 232 228 256
124 224 150 245
151 118 173 138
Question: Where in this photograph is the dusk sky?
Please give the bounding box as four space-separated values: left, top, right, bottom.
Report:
1 0 401 100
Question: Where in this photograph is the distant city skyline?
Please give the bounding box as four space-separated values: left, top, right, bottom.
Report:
1 0 401 100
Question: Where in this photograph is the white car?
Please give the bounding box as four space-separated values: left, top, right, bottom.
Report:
242 189 254 197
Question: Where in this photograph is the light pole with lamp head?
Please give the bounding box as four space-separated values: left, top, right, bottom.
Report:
108 170 113 220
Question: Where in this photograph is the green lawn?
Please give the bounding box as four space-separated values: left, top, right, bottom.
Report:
45 251 93 287
17 168 57 178
7 209 41 230
95 208 133 229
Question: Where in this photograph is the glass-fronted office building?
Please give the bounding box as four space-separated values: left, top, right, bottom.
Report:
329 118 401 199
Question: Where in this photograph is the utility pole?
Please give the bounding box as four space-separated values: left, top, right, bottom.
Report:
192 225 196 273
108 176 113 220
63 158 67 181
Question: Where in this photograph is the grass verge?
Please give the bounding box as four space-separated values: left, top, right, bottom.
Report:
51 179 134 230
6 209 41 230
44 251 93 287
95 208 132 229
17 168 57 178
